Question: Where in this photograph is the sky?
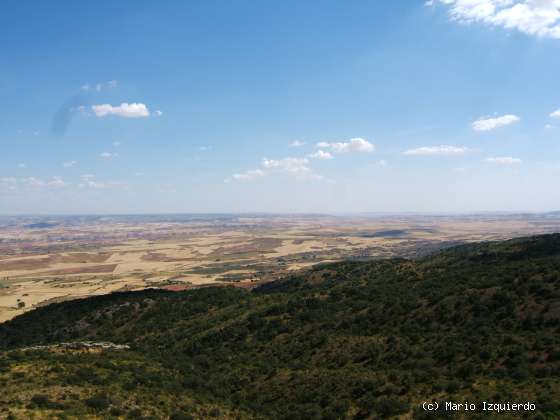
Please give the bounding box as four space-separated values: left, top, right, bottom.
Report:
2 0 560 214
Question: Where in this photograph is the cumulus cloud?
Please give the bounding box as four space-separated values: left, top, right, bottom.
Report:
404 145 470 156
550 109 560 118
229 139 373 182
472 114 520 131
81 180 105 189
24 177 45 187
48 176 67 187
82 80 118 92
262 157 313 176
431 1 560 39
19 176 68 188
308 150 333 160
79 174 105 189
229 157 323 182
92 103 150 118
231 169 266 181
316 137 375 153
486 156 522 164
100 152 118 160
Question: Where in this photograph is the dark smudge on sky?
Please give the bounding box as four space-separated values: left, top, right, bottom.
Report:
50 92 91 137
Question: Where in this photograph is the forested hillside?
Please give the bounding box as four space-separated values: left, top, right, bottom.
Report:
1 235 559 419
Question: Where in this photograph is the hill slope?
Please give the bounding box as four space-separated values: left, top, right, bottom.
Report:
1 235 559 419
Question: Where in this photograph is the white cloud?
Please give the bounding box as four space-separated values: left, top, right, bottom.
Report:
81 180 105 189
378 159 388 167
48 176 66 187
262 157 312 176
472 114 520 131
17 163 26 169
316 137 375 153
155 110 163 116
63 160 77 167
198 145 212 151
289 140 305 147
100 152 118 160
232 169 266 181
404 145 470 156
79 174 105 189
92 103 150 118
21 176 68 188
24 177 45 187
486 156 522 164
308 150 333 160
83 80 118 91
550 109 560 118
230 156 324 182
432 1 560 39
0 177 18 191
545 123 554 129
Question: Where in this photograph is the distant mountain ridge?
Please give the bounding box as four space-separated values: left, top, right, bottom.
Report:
1 234 559 418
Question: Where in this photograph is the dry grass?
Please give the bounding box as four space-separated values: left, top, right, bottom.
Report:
1 214 560 322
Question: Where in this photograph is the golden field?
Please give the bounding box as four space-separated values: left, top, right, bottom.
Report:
1 213 560 322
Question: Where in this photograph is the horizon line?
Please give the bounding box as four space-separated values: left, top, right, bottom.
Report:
1 210 559 218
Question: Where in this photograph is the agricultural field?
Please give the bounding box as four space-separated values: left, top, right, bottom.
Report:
1 234 560 418
1 213 560 322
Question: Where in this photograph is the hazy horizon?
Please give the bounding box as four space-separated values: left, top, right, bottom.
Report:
2 209 560 218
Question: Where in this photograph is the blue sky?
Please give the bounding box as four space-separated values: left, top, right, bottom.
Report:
2 0 560 214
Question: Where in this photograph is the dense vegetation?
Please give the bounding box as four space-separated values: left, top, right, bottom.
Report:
1 235 559 419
